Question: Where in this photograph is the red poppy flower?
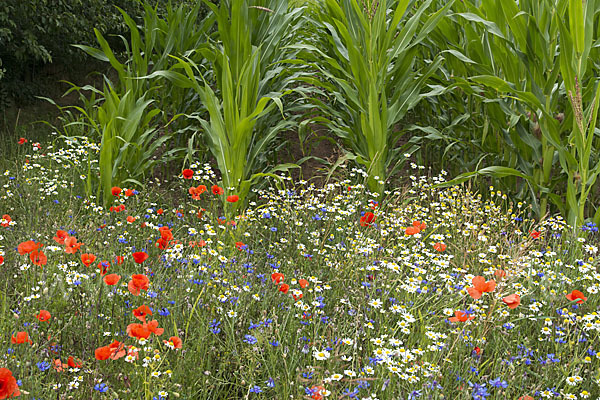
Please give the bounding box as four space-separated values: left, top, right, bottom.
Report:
0 368 20 399
566 290 587 304
271 272 284 284
518 397 534 400
157 208 164 215
64 236 83 254
235 241 245 250
52 358 66 372
18 137 27 145
30 249 47 266
11 331 32 345
128 274 150 296
115 256 124 265
17 240 41 255
111 186 122 196
146 320 164 336
133 305 152 322
95 346 112 360
448 310 474 323
226 195 239 203
53 230 68 244
0 214 10 227
36 309 51 322
502 294 521 309
494 269 507 279
67 356 82 368
433 242 446 252
103 274 121 286
405 226 420 235
127 321 163 340
97 260 110 276
529 230 541 239
467 276 496 299
108 342 126 360
279 283 290 294
298 279 309 288
159 226 174 241
126 216 136 223
164 336 182 349
0 256 3 265
211 185 224 195
125 189 134 197
127 323 151 340
413 220 427 231
359 211 375 227
81 253 96 267
309 385 325 400
132 251 149 264
188 185 207 200
182 169 194 179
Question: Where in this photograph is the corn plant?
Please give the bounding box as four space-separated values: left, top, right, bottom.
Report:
559 0 600 227
95 85 173 207
67 2 217 206
425 1 562 217
74 2 214 113
296 0 453 195
145 0 305 211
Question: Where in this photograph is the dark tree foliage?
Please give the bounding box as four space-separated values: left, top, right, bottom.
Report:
0 0 200 107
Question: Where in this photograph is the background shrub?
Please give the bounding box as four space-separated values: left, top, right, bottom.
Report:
0 0 202 107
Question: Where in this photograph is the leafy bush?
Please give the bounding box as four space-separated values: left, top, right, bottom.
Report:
0 0 201 105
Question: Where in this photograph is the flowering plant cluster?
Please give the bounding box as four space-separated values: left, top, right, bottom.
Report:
0 136 598 399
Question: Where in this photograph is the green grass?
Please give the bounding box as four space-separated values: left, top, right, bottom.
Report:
0 134 599 399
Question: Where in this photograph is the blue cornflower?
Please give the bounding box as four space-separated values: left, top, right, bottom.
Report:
266 378 275 388
489 378 507 388
248 321 261 330
357 380 370 389
249 386 262 393
469 382 490 400
158 308 170 316
36 361 50 372
209 319 221 334
94 383 108 392
408 390 422 399
244 335 258 345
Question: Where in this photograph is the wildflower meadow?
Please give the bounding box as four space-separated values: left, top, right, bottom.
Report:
2 0 600 399
1 136 599 399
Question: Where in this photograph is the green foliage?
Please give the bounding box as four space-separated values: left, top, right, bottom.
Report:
419 0 600 228
147 0 307 211
54 1 216 206
0 0 204 105
297 0 452 195
95 86 170 206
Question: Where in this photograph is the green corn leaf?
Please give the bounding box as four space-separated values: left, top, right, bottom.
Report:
569 0 584 54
